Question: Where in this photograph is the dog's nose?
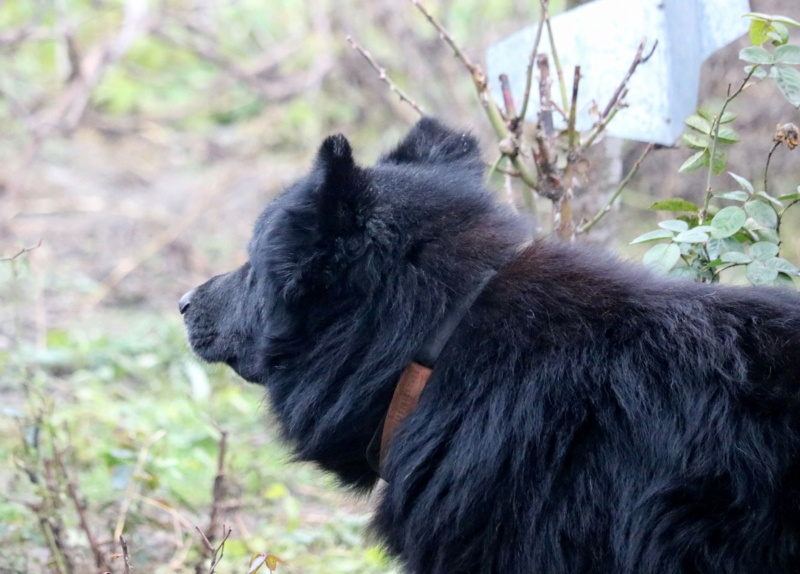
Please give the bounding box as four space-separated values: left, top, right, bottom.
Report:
179 289 195 315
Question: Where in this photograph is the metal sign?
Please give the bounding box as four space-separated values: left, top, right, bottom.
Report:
487 0 751 145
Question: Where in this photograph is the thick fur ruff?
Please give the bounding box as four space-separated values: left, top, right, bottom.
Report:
183 118 800 573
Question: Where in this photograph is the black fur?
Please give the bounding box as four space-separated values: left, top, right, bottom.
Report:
183 117 800 573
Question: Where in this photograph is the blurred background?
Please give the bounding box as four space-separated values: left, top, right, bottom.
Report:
1 0 799 572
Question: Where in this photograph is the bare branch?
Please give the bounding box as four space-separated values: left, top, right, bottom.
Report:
410 0 476 74
113 430 166 542
409 0 538 203
119 536 132 574
518 13 546 123
578 38 655 155
1 239 42 262
541 0 568 113
577 143 655 234
498 73 520 129
346 35 425 116
196 525 232 574
54 449 111 571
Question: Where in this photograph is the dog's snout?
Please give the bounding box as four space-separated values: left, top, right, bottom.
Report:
179 289 196 315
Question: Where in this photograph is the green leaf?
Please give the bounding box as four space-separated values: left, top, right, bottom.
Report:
643 243 682 274
743 12 773 22
673 229 710 243
777 192 800 201
740 46 774 64
713 190 750 202
720 251 753 263
728 172 754 194
697 109 736 124
774 272 796 289
747 260 779 285
756 191 783 207
772 15 800 28
650 199 700 213
657 219 689 232
768 23 790 46
774 45 800 64
715 127 740 144
766 257 799 274
669 266 699 281
750 19 769 45
630 229 674 244
678 150 708 173
774 65 800 107
745 199 778 228
684 115 713 134
756 228 781 244
681 132 709 150
749 241 780 260
711 206 747 238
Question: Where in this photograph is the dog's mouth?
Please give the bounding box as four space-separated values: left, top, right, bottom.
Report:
185 326 264 385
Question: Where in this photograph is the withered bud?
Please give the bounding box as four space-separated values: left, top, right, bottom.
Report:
773 123 799 150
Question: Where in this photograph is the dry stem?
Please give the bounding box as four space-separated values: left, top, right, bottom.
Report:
347 35 425 115
577 143 655 234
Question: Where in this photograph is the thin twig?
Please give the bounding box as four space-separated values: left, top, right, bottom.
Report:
205 431 228 548
541 0 568 113
410 0 476 72
567 66 581 151
577 143 655 234
113 430 166 542
54 449 111 571
764 140 781 194
499 73 518 120
346 35 425 115
603 38 653 120
487 155 506 181
410 0 538 200
119 536 132 574
578 38 655 156
701 66 758 223
537 54 554 138
196 525 232 574
518 11 546 123
1 239 42 262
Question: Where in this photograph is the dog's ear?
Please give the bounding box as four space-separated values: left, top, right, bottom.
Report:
313 134 375 237
379 117 481 167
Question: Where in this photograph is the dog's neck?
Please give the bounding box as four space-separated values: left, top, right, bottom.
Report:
367 270 498 476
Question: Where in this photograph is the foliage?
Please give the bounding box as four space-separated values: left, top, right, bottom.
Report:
0 292 397 572
633 12 800 286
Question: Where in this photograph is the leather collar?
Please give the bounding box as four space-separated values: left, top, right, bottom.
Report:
366 270 497 476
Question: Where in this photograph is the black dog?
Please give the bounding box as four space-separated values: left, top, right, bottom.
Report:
182 118 800 573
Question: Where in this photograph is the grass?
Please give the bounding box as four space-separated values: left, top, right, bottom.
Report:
0 289 398 573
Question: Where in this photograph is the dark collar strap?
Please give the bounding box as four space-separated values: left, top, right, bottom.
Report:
366 270 497 476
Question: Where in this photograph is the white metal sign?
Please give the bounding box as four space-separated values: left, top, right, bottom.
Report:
487 0 751 145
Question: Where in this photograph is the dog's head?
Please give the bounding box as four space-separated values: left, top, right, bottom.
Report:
181 118 527 384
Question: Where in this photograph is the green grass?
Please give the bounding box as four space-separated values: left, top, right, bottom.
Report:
0 312 398 573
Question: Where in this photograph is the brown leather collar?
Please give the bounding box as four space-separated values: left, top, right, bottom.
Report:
367 270 497 476
378 362 432 466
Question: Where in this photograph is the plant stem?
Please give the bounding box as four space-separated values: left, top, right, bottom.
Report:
518 10 546 123
702 66 757 223
542 0 569 113
764 140 780 194
577 143 655 234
